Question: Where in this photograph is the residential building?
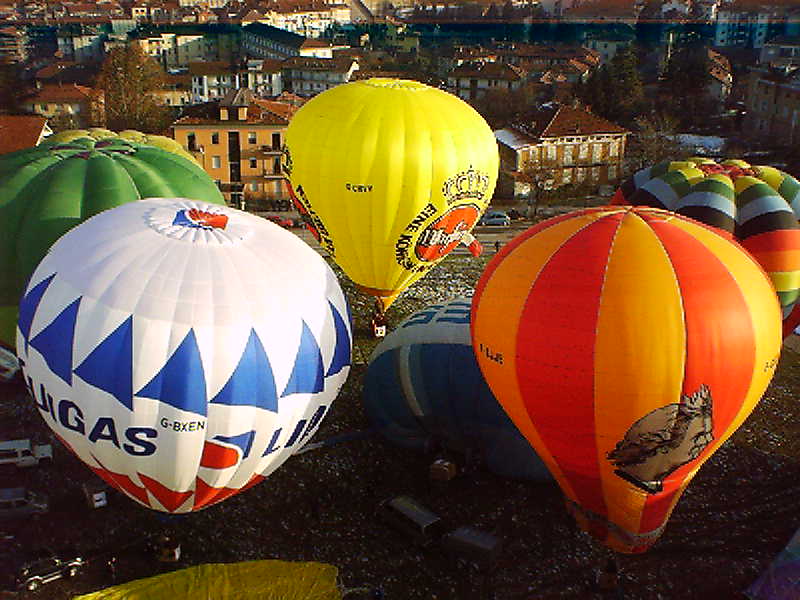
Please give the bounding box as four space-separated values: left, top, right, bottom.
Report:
583 32 634 65
57 22 108 63
713 4 789 49
0 115 52 155
154 72 193 108
260 1 351 39
281 56 359 96
494 103 629 199
241 22 305 60
190 59 284 102
708 48 734 103
760 36 800 68
0 25 27 63
172 88 302 207
743 66 800 146
19 83 103 129
447 61 526 102
129 24 241 68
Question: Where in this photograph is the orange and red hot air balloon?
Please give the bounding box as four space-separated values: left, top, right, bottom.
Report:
471 206 782 553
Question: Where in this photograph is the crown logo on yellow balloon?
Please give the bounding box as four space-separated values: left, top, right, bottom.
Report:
441 166 490 205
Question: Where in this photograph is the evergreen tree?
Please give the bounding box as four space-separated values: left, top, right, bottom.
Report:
97 45 171 133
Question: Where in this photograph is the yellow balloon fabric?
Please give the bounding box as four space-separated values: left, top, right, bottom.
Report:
72 560 341 599
283 78 499 309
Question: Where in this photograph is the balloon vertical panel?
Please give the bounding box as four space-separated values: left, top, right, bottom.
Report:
18 199 351 513
472 207 782 553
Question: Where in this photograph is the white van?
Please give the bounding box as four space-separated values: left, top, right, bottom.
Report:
0 439 53 468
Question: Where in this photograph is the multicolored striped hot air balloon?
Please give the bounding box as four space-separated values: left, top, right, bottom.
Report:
471 206 782 553
612 157 800 337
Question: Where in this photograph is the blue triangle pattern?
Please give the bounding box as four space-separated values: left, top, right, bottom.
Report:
213 430 256 459
136 329 207 417
325 300 350 377
210 329 278 412
74 316 133 411
281 320 324 397
18 273 56 353
29 296 81 385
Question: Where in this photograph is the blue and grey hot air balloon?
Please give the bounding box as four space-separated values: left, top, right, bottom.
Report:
363 298 550 481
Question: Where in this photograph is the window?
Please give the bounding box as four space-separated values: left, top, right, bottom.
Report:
546 145 556 161
249 157 257 168
563 146 574 166
211 132 219 144
212 156 221 169
579 143 589 159
272 132 281 150
273 158 281 173
248 132 257 144
187 133 197 151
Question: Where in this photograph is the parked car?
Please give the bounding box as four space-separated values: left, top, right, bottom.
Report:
479 211 511 227
506 208 524 220
265 215 293 228
0 439 52 468
14 548 85 592
0 488 48 520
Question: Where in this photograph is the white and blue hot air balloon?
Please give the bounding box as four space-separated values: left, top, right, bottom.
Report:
363 298 550 481
16 198 352 513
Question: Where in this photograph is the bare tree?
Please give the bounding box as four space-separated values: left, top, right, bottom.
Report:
626 112 686 174
96 45 172 133
518 161 558 219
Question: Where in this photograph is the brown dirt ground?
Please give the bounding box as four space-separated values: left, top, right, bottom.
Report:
2 254 800 600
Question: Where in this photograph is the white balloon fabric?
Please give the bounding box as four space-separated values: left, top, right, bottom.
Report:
16 198 351 513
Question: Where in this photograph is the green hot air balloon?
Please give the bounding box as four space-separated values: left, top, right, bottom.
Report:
0 136 225 349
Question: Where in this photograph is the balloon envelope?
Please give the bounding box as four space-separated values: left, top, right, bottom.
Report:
471 206 782 552
363 298 550 481
612 157 800 337
17 199 351 512
0 137 224 349
283 78 498 310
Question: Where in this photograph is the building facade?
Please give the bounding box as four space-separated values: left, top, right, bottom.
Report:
494 103 628 199
743 66 800 146
447 61 525 102
281 56 358 96
172 88 300 207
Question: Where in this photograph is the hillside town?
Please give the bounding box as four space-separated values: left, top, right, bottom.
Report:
0 0 799 208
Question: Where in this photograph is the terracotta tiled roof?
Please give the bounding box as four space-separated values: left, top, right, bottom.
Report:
450 60 524 81
541 104 628 137
510 103 628 141
281 56 354 72
24 83 98 103
0 115 49 155
188 61 232 76
301 38 331 48
173 96 297 126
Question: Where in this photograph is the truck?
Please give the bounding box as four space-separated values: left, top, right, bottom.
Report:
0 439 53 468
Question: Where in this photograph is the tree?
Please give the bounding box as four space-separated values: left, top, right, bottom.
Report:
660 44 714 127
0 61 25 113
97 45 172 133
625 112 686 174
518 160 557 219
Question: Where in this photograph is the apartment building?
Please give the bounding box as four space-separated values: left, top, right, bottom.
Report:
172 88 301 207
743 65 800 146
281 56 359 96
447 61 526 102
241 22 305 60
19 83 103 129
494 103 628 198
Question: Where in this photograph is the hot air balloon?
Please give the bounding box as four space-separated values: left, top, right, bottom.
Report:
612 157 800 337
363 298 550 481
282 78 498 317
471 206 782 553
48 128 199 163
16 198 351 513
0 137 224 350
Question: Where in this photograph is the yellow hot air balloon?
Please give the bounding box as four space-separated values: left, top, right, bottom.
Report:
283 78 499 313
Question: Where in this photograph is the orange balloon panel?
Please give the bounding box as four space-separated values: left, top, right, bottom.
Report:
471 206 782 553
